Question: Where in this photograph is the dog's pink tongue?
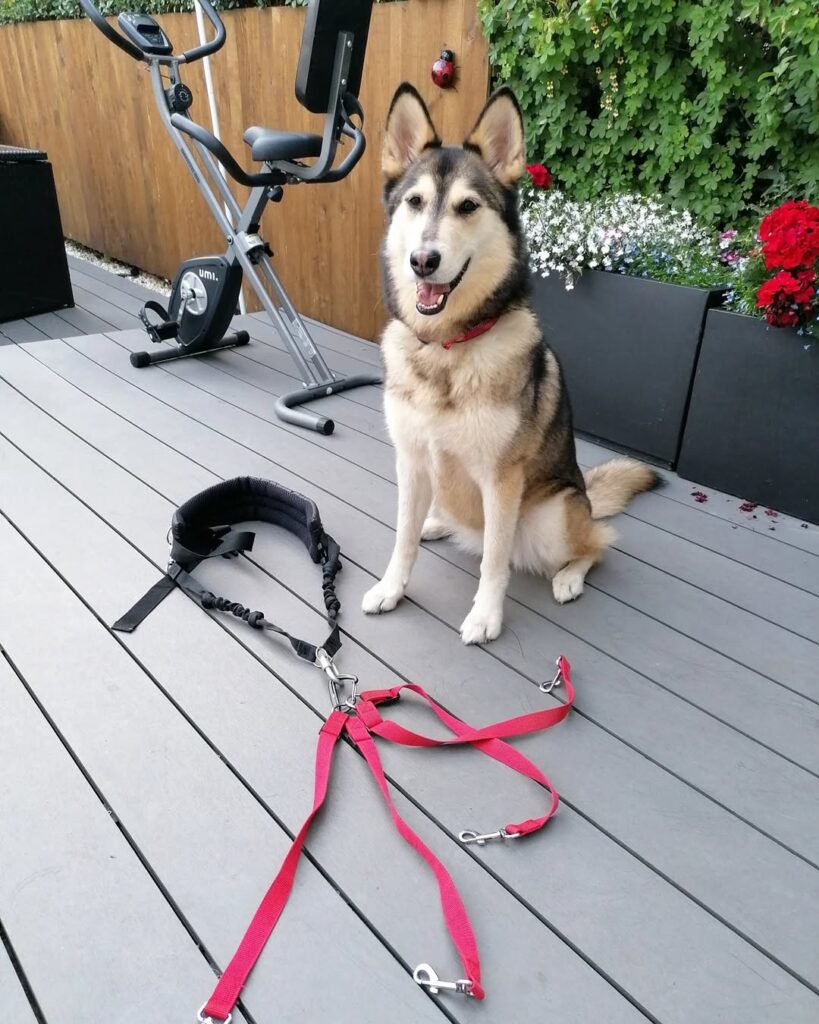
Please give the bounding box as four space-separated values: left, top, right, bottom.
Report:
417 281 451 304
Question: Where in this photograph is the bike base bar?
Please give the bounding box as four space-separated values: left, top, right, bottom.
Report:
275 372 382 434
129 330 250 368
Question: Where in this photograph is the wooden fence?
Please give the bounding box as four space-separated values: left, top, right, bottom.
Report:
0 1 488 340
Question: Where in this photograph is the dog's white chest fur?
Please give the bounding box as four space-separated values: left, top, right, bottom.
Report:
381 320 521 469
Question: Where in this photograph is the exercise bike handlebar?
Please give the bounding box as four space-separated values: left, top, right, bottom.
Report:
178 0 226 63
78 0 143 59
77 0 226 64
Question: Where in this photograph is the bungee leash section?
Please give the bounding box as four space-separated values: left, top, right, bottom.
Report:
110 478 576 1019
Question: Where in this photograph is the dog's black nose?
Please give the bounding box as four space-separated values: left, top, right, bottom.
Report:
410 249 441 277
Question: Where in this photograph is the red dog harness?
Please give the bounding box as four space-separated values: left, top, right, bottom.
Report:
199 654 574 1022
111 476 575 1021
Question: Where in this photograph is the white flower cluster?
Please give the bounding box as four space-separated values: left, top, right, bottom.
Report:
522 191 722 289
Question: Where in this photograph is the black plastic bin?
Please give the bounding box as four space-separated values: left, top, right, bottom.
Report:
0 145 74 323
678 309 819 525
531 270 724 466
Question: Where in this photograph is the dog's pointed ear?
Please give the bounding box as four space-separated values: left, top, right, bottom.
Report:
464 87 526 187
382 83 441 183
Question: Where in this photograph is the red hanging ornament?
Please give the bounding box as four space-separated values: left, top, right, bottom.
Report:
431 48 455 88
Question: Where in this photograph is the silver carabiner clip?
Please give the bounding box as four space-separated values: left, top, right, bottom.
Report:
459 827 521 846
315 647 359 711
413 963 474 997
539 657 564 694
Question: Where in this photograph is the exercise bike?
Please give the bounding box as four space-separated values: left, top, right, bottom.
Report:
79 0 381 434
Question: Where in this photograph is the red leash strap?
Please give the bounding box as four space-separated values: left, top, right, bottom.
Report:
358 656 574 841
199 658 573 1020
345 715 485 999
200 711 347 1023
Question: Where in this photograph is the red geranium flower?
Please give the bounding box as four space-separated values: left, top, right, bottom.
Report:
758 200 819 269
526 163 552 188
756 268 816 327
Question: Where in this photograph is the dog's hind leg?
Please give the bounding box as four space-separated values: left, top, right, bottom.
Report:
362 448 431 614
552 557 596 603
421 515 453 541
460 463 525 644
550 490 614 604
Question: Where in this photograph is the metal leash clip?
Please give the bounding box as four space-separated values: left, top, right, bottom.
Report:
413 964 474 997
315 647 359 712
458 827 522 846
197 1005 231 1024
539 657 565 694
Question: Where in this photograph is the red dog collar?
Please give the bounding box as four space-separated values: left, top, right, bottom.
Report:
442 316 499 350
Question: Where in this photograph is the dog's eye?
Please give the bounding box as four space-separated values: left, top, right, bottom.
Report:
457 198 479 215
406 195 423 210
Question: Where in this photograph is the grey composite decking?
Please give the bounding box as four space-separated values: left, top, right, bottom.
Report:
1 260 818 1023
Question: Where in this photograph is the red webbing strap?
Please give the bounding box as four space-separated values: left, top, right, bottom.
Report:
358 658 574 838
344 714 486 1000
201 710 348 1022
201 658 574 1017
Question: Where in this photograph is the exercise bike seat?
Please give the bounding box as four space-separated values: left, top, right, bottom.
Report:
243 126 323 163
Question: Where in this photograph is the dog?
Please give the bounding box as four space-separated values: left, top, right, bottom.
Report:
362 82 658 644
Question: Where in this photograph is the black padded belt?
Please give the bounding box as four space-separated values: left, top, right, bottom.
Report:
113 477 342 662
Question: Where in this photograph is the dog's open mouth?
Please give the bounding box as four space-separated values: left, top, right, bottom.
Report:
415 259 470 316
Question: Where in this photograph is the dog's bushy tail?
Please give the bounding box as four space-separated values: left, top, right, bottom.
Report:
584 458 660 519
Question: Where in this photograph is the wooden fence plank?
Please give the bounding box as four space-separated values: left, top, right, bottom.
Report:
0 1 489 340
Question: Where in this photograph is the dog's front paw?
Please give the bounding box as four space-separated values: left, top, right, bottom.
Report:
362 579 405 614
459 604 503 645
552 566 585 604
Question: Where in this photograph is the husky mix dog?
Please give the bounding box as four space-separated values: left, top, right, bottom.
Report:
362 83 658 645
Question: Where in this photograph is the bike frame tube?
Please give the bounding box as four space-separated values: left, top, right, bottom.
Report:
147 61 337 388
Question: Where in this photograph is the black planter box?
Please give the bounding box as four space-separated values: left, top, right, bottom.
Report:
0 146 73 323
530 270 723 465
677 309 819 524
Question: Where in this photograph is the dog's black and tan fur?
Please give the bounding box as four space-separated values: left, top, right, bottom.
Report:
363 83 657 644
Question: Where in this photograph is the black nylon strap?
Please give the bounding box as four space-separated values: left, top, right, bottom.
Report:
171 529 255 567
112 568 183 633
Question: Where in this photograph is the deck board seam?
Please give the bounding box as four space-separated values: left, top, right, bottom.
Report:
0 422 631 1019
0 477 747 1024
102 330 399 485
0 509 461 1024
65 264 819 559
25 338 819 776
4 351 819 876
91 331 819 704
4 346 818 1007
0 914 47 1024
0 639 246 1021
93 331 819 633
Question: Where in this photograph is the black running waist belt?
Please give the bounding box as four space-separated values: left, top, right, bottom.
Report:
113 476 342 662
